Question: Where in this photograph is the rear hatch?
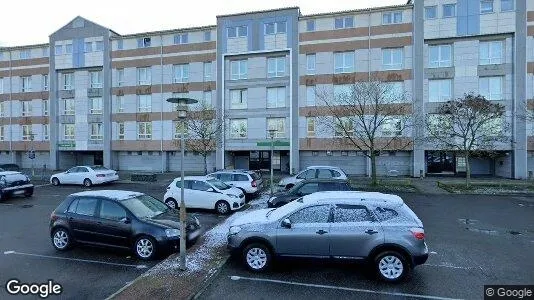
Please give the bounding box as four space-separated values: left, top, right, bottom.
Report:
249 171 263 188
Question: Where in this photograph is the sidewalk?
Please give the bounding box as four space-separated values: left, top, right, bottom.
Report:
410 178 449 194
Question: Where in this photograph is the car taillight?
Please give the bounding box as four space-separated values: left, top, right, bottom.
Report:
96 174 105 177
410 228 425 240
251 180 257 187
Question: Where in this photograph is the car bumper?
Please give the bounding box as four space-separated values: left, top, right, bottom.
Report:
413 253 429 266
231 199 246 210
226 234 242 255
158 228 202 253
1 184 34 197
93 175 119 184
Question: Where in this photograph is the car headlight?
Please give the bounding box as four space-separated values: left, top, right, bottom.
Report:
227 194 238 198
194 217 200 226
229 226 242 235
165 229 180 237
268 196 276 203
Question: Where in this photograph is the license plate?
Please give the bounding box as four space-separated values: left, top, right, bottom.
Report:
13 190 24 195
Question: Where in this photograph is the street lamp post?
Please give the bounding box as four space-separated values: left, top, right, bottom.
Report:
267 129 276 197
166 97 198 271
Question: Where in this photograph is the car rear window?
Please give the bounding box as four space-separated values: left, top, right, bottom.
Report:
249 172 261 180
374 207 399 222
234 174 249 181
333 204 373 223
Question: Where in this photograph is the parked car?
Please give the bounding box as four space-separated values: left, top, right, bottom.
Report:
0 163 21 172
277 166 348 190
49 190 202 260
0 171 34 201
164 176 245 214
208 170 263 198
268 179 353 208
227 191 428 282
50 166 119 187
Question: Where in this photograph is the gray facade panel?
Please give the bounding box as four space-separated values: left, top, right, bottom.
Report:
477 64 512 77
300 151 367 176
413 0 425 177
424 67 455 79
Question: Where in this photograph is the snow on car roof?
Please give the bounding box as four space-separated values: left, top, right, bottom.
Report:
303 191 404 206
306 165 343 170
0 171 23 176
173 176 210 181
71 190 143 201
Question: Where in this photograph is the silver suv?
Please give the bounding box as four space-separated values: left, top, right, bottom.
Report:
208 170 263 198
227 191 428 282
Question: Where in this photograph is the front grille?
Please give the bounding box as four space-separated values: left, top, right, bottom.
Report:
9 180 28 187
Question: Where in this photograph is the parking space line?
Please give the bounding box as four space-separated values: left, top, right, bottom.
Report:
3 250 147 269
229 275 463 300
422 263 475 270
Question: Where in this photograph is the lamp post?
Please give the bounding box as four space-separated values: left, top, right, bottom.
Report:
166 97 198 271
267 128 276 197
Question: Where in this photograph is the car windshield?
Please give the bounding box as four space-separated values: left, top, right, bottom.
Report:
92 166 110 171
121 194 169 219
250 172 261 180
288 182 305 194
207 178 231 190
267 197 306 220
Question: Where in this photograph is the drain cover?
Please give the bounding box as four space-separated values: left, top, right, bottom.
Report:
509 231 522 235
20 204 33 208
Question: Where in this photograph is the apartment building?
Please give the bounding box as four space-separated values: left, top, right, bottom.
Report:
0 0 532 178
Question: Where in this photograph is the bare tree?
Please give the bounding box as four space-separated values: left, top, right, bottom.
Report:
425 94 509 187
314 78 413 186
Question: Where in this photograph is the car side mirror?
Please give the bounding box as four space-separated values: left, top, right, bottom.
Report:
207 187 215 192
120 217 131 224
281 218 291 229
65 171 69 174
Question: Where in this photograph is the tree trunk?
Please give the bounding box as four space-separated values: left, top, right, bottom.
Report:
203 154 208 175
465 152 471 188
370 152 378 186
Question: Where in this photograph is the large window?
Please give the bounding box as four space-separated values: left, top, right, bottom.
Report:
173 121 186 139
500 0 514 11
19 49 31 60
90 71 102 88
334 117 354 137
334 84 353 105
383 11 403 24
173 64 189 83
63 73 73 90
55 45 63 55
479 41 503 65
137 122 152 140
90 97 103 114
443 4 456 17
63 99 75 115
306 20 315 32
118 122 125 140
265 21 286 34
382 48 403 70
384 82 404 102
429 44 452 68
227 26 247 38
381 117 402 137
21 76 32 92
90 123 103 140
306 117 315 137
334 52 354 74
43 124 49 140
334 16 354 29
306 86 316 106
266 87 286 108
22 125 32 140
267 57 286 78
425 6 437 19
63 124 75 140
480 0 494 13
65 43 73 54
479 77 503 100
429 79 452 102
203 62 212 82
267 118 286 138
21 101 32 116
137 67 151 85
116 96 124 113
230 119 247 139
306 54 316 75
230 60 247 80
99 201 126 221
138 95 152 112
43 74 48 91
230 89 247 109
174 33 188 45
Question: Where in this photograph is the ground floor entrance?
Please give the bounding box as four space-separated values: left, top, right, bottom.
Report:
425 151 511 177
58 151 103 169
229 150 290 172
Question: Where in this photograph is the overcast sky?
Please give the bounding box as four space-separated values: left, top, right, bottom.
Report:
0 0 404 47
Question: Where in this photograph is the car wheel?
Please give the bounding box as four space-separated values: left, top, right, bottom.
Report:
52 228 71 251
83 178 92 187
285 184 294 190
165 198 178 209
215 200 230 215
51 177 60 186
243 243 271 272
375 251 409 283
24 189 33 197
134 236 157 260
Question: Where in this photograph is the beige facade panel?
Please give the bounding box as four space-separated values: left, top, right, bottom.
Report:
111 110 215 122
1 141 50 151
528 25 534 36
528 62 534 74
0 57 49 69
299 36 412 53
528 11 534 22
111 42 216 59
112 81 216 96
299 138 413 151
9 91 49 101
300 70 412 85
111 140 215 151
12 116 49 125
299 23 412 42
0 67 49 77
111 53 216 69
299 103 412 117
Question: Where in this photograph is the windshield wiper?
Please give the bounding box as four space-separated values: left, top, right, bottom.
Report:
266 208 276 217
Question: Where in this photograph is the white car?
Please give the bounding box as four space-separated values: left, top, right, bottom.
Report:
278 166 348 190
208 170 263 197
50 166 119 187
164 176 245 214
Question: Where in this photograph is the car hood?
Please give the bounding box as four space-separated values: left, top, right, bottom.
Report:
270 191 299 203
278 176 295 186
143 211 199 229
230 208 272 227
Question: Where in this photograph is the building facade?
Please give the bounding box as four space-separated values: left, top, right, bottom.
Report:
0 0 533 178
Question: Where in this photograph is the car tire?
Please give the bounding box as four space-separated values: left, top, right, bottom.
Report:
285 184 294 190
374 251 409 283
242 243 272 272
134 236 157 260
51 177 60 186
24 189 33 197
165 198 178 209
51 227 72 251
215 200 230 215
83 178 92 187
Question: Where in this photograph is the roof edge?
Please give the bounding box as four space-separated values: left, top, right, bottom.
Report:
299 3 413 19
217 6 300 18
111 24 217 40
0 43 49 51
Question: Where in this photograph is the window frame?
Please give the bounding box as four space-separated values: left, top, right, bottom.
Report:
63 124 75 140
266 117 286 138
428 79 453 102
229 119 247 139
21 124 33 141
90 123 103 140
229 89 248 110
306 117 315 137
137 122 152 140
334 16 354 29
425 6 437 19
43 99 49 116
428 44 452 68
266 86 286 108
117 68 125 87
306 54 316 75
382 11 403 24
21 76 32 92
442 4 456 18
90 97 103 114
173 33 189 45
42 74 49 91
137 67 152 86
382 48 404 70
137 95 152 113
230 60 247 80
173 64 190 83
480 0 494 14
306 20 315 32
21 101 32 117
203 62 212 82
63 99 75 115
118 122 125 140
90 71 103 88
479 40 503 65
98 200 127 221
479 76 503 101
267 56 286 78
306 85 316 106
500 0 514 11
63 73 74 91
334 51 355 74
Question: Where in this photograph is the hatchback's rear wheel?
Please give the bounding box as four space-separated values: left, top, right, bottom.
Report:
135 236 157 260
243 243 271 272
52 228 71 251
375 251 409 283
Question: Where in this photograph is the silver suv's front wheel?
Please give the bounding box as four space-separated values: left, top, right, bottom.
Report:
243 243 271 272
375 251 409 282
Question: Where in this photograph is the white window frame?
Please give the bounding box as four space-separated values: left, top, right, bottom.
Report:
137 67 151 86
55 45 63 56
174 33 188 45
428 79 453 102
381 117 403 137
264 21 287 35
137 95 152 113
306 117 315 137
203 62 212 82
22 125 33 141
173 121 187 139
63 124 75 141
137 122 152 140
429 44 452 68
173 64 190 83
43 124 49 141
65 43 73 54
267 57 286 78
479 76 503 101
90 71 103 88
334 51 355 74
382 48 403 70
306 86 316 106
21 101 32 116
84 41 93 53
479 40 503 65
306 54 316 75
117 68 124 87
425 6 437 19
0 125 4 141
116 96 124 113
230 60 247 80
20 49 31 60
63 99 75 115
230 89 247 109
334 117 354 137
266 87 286 108
267 118 286 138
334 16 354 29
229 119 247 139
306 20 315 32
90 123 103 140
95 41 103 51
500 0 514 11
21 76 32 92
63 73 73 90
480 0 494 14
42 74 48 91
443 4 456 17
227 26 248 38
118 122 125 140
90 97 103 114
382 11 403 24
43 100 49 116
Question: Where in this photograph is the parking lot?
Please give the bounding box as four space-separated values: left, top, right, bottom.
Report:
0 182 224 299
199 193 534 300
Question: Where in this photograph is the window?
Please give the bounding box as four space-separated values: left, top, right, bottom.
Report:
21 76 32 92
43 74 48 91
203 62 212 81
42 47 49 57
267 57 286 77
43 100 49 116
429 79 452 102
306 20 315 32
65 43 73 54
443 4 456 17
298 183 319 195
90 123 103 140
139 37 151 48
118 122 125 140
137 122 152 140
296 169 315 180
73 198 98 216
174 33 188 44
19 49 31 60
63 99 75 115
382 48 403 70
265 21 286 34
333 205 373 223
479 41 503 65
501 0 514 11
384 82 404 102
383 11 403 24
230 119 247 139
90 97 103 114
84 42 93 53
230 89 247 109
204 31 211 41
90 71 102 88
306 54 316 75
230 60 247 80
64 124 75 140
43 124 49 141
55 45 63 55
173 121 186 139
267 118 285 138
0 78 3 94
191 180 211 191
173 64 189 83
95 41 103 51
425 6 437 19
306 86 316 106
138 95 152 112
0 126 4 141
289 205 330 224
334 51 354 73
0 102 4 117
117 40 123 50
137 67 151 85
482 117 503 135
334 84 353 105
116 96 124 112
99 201 126 221
267 87 286 108
203 91 212 106
334 16 354 29
63 73 73 90
429 44 452 68
479 77 503 100
117 69 124 87
22 125 32 140
480 0 494 13
307 117 315 137
228 26 247 38
334 117 353 137
382 117 402 136
21 101 32 116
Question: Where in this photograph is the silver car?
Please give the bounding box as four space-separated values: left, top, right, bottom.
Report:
227 191 428 282
277 166 348 190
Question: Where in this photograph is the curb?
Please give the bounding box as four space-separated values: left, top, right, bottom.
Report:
105 272 146 300
189 255 231 300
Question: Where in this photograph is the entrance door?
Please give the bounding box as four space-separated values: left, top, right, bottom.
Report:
94 152 103 165
426 151 455 174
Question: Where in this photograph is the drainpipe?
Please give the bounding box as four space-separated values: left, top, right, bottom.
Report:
9 50 13 163
160 35 164 173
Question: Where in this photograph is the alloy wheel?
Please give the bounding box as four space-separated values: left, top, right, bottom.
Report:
378 255 404 280
136 238 154 259
53 230 69 250
217 202 229 214
246 247 267 270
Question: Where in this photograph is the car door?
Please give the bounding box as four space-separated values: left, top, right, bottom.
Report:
329 204 384 259
65 197 100 243
174 179 193 207
275 204 331 257
316 169 333 179
189 180 214 209
94 200 132 248
62 167 78 184
76 167 91 184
